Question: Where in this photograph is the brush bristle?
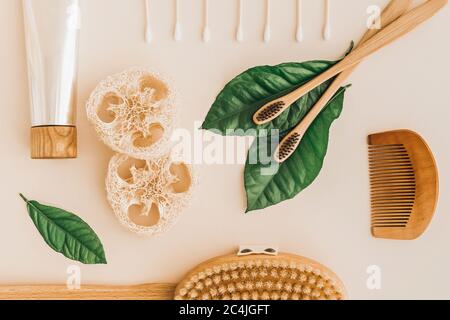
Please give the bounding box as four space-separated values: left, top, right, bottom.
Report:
255 101 286 123
368 143 416 228
175 259 344 300
277 132 301 162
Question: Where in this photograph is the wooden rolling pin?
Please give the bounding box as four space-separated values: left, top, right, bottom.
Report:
0 283 176 300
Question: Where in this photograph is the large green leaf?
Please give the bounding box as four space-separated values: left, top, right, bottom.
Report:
244 88 347 212
20 194 107 264
201 61 337 135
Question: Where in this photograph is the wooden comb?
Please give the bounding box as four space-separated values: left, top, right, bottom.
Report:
368 130 439 240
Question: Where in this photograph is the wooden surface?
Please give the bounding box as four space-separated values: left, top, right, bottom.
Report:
275 0 412 163
175 253 347 300
253 0 448 125
368 130 439 240
0 283 176 300
31 126 77 159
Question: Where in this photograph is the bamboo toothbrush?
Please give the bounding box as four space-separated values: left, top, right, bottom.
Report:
174 0 182 41
323 0 331 40
251 0 447 162
274 0 413 163
236 0 244 42
296 0 303 42
145 0 152 43
264 0 271 43
203 0 211 42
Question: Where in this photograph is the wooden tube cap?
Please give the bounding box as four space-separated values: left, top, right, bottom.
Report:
31 126 77 159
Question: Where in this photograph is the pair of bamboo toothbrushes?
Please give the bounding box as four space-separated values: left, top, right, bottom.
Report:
253 0 447 163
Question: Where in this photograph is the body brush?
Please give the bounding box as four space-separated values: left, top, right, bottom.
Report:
0 247 345 300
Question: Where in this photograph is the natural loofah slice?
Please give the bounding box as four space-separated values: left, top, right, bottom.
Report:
175 253 346 300
106 153 194 236
86 67 176 159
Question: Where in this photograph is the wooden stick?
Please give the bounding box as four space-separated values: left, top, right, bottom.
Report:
0 283 176 300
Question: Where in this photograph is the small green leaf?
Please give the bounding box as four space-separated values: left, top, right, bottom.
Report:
244 88 347 212
201 60 337 135
20 194 107 264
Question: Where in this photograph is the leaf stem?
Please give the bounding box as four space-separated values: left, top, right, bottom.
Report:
19 193 29 203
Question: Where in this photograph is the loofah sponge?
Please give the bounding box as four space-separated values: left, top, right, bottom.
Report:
175 253 346 300
106 153 194 236
86 67 176 159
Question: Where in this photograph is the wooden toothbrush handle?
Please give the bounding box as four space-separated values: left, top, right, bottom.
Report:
0 283 176 300
293 0 413 135
283 0 447 105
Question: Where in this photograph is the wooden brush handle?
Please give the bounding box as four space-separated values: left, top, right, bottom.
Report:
283 0 447 105
0 283 176 300
292 0 413 136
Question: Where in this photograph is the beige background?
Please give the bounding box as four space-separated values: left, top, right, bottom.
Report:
0 0 449 299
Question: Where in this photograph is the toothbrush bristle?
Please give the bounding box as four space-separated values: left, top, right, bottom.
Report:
255 101 286 123
277 132 301 162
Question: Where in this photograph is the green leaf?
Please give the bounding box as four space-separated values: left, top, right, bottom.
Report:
201 60 338 135
20 194 107 264
244 87 347 212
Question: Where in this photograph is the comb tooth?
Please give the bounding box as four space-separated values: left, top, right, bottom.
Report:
369 167 414 174
371 194 415 200
370 182 415 188
372 204 413 212
371 206 413 211
372 220 411 225
369 159 412 167
368 148 408 153
371 190 415 196
370 172 414 178
371 195 415 201
369 163 413 171
370 176 415 184
370 176 415 183
369 149 408 154
372 225 408 228
369 158 412 164
369 151 408 158
368 143 404 149
372 214 411 218
372 223 408 228
372 211 412 216
369 148 405 153
370 182 416 188
371 198 415 204
368 151 408 156
369 156 410 163
372 218 411 223
372 221 410 226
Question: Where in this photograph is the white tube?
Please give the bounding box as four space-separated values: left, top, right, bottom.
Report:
23 0 81 127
